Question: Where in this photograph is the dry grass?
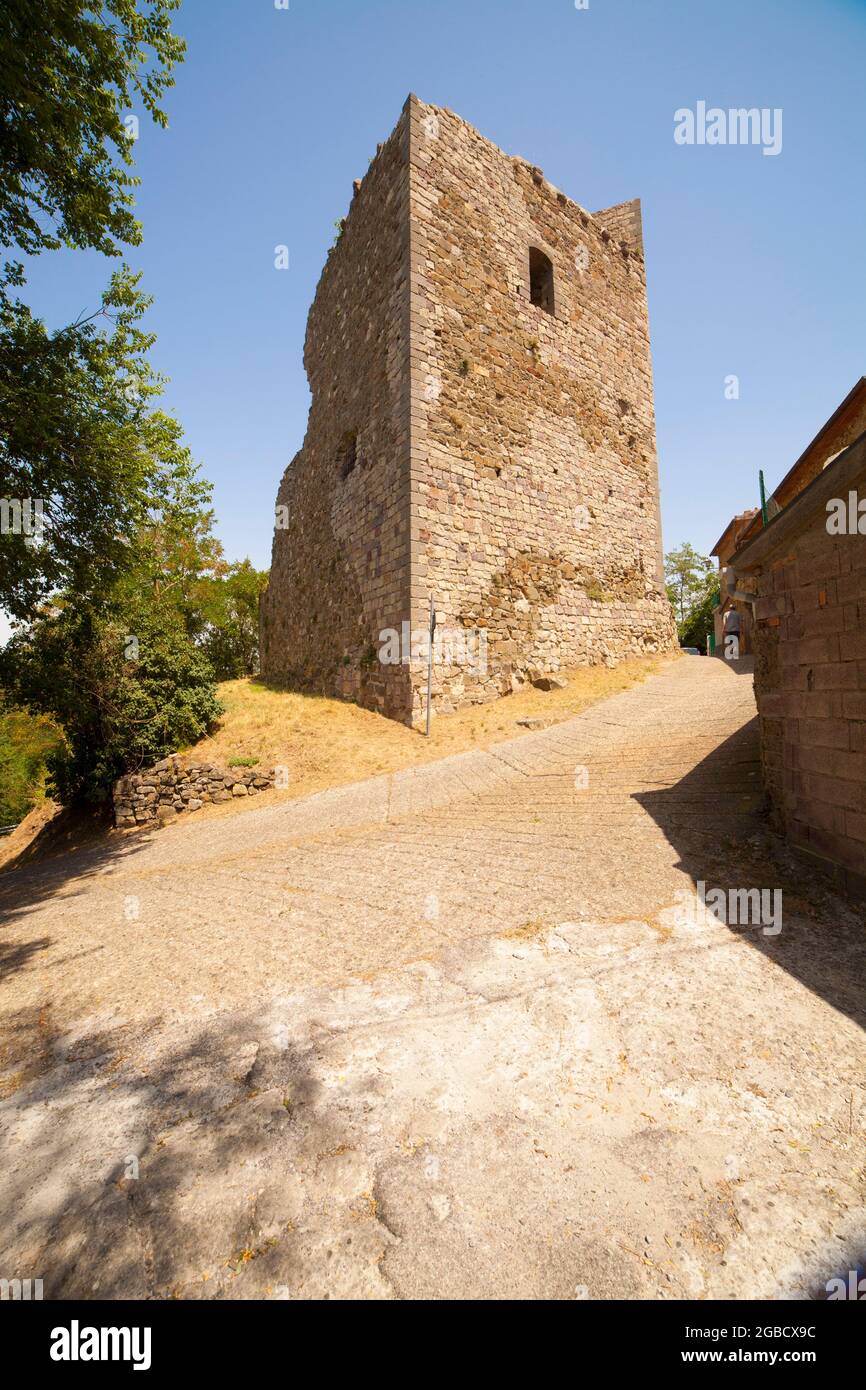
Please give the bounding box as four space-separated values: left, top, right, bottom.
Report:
179 653 676 811
0 798 58 871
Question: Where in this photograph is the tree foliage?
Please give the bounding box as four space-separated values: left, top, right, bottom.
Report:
0 3 270 806
0 0 184 260
0 699 64 824
113 424 228 638
0 443 271 804
0 269 187 621
678 572 720 650
0 0 189 622
199 561 269 679
1 603 221 805
664 542 714 628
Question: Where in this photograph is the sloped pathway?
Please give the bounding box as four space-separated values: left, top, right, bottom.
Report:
1 656 864 1299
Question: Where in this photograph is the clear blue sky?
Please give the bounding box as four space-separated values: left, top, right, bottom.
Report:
19 0 866 572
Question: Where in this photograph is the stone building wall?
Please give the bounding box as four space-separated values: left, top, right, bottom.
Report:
592 198 645 253
405 98 675 718
259 105 413 720
261 95 676 723
733 432 866 897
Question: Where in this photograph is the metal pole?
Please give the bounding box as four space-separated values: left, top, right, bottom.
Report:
759 469 769 527
425 594 435 737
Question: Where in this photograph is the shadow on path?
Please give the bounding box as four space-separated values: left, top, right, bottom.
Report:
636 719 866 1031
0 819 154 934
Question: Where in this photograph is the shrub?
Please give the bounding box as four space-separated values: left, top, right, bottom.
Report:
0 703 64 824
1 605 222 805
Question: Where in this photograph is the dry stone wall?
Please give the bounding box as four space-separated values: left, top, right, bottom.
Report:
114 757 275 829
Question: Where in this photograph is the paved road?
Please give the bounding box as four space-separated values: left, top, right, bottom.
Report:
1 656 864 1299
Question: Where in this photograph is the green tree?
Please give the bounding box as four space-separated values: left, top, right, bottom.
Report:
0 0 187 622
0 269 191 621
664 542 714 628
679 572 720 650
110 450 267 675
1 603 221 805
113 428 229 640
0 0 184 261
0 435 232 804
0 2 230 808
199 561 269 679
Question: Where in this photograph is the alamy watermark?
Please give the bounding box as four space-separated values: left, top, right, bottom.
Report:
50 1322 151 1371
0 497 44 545
674 102 782 157
826 492 865 535
825 1269 865 1300
674 880 782 936
1 1277 43 1300
378 621 488 677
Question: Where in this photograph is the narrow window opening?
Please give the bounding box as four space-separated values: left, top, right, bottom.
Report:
529 247 555 315
340 431 358 479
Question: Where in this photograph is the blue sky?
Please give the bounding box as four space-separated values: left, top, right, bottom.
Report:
16 0 866 578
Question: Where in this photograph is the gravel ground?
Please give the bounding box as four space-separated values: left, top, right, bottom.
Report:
1 655 864 1299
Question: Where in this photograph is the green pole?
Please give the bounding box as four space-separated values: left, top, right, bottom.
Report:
759 469 769 527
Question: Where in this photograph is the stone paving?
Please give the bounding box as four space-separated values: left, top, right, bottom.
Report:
0 655 864 1299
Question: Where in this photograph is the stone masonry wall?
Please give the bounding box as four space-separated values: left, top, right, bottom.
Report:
259 105 413 720
742 442 866 896
114 757 275 829
261 95 676 724
406 99 676 718
592 198 645 254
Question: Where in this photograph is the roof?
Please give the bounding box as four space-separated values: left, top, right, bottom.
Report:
735 376 866 550
710 510 759 559
731 427 866 571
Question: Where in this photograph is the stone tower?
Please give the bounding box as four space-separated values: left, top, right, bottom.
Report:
260 96 677 723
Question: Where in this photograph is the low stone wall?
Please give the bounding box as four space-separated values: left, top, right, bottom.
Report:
114 755 275 830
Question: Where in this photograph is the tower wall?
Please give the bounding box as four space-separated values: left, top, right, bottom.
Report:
405 97 676 719
261 97 677 723
260 105 413 720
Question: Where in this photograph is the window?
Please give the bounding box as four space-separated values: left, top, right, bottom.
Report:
340 431 358 479
529 247 554 315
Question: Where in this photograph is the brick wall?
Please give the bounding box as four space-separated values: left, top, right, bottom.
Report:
735 434 866 896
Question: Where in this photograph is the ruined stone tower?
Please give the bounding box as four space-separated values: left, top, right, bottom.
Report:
260 96 677 722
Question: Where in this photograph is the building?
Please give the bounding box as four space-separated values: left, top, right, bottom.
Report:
260 96 676 723
711 510 759 655
736 377 866 551
730 409 866 898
